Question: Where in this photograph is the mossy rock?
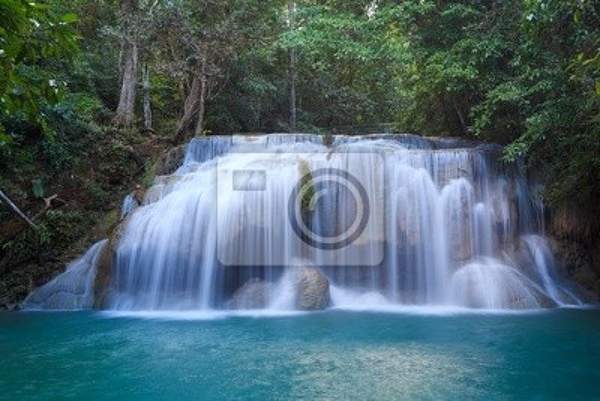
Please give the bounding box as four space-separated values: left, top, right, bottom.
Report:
155 145 186 176
297 160 315 214
93 219 127 309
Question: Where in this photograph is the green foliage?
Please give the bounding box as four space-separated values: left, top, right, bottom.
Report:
42 209 86 248
31 178 45 199
393 0 600 210
1 209 86 267
1 0 599 220
0 0 79 140
278 1 403 128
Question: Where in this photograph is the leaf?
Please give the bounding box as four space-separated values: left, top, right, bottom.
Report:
0 125 11 145
61 13 78 24
31 179 45 199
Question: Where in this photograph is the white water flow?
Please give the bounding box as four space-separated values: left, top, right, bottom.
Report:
121 193 139 218
25 134 583 311
23 240 107 310
521 235 583 306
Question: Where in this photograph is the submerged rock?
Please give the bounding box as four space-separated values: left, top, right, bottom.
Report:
294 267 330 310
227 278 272 309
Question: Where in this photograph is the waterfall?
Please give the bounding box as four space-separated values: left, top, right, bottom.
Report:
449 259 544 309
24 134 584 311
121 194 139 218
23 240 107 310
521 235 582 306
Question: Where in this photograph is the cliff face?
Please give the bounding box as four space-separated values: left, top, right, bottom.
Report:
548 206 600 301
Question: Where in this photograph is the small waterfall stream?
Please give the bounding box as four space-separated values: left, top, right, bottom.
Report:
521 235 582 306
24 240 107 310
25 134 583 311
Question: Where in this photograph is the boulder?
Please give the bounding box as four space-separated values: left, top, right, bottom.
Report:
93 219 128 308
293 266 330 310
509 290 556 309
227 278 272 309
447 196 473 262
547 205 600 301
155 145 186 176
550 238 599 302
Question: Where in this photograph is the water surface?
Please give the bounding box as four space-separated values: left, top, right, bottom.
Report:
1 309 599 401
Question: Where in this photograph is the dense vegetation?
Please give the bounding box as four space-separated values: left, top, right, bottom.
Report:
0 0 598 305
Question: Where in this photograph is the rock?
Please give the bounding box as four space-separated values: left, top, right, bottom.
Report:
446 187 473 262
550 237 599 302
227 268 331 311
227 278 272 309
93 219 128 308
22 240 107 310
155 145 186 176
547 205 600 301
509 291 555 309
450 225 472 262
293 266 330 310
511 238 538 278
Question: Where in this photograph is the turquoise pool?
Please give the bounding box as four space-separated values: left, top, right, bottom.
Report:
1 309 599 401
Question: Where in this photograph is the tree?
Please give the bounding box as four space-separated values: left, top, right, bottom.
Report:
393 0 600 211
112 0 139 127
288 0 297 131
0 0 78 141
142 63 152 130
150 0 285 140
279 0 403 129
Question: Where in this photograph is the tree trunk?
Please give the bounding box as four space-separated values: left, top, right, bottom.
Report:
177 46 209 140
288 0 297 132
113 0 139 127
0 189 37 230
176 75 201 138
143 64 152 130
194 74 208 137
452 101 468 136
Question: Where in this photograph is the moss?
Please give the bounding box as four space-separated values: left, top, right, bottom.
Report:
83 181 111 210
298 160 315 214
141 159 159 189
43 210 87 249
97 209 120 237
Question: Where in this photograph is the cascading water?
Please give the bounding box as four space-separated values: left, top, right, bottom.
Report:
25 134 583 311
521 235 582 306
121 193 139 218
23 240 107 310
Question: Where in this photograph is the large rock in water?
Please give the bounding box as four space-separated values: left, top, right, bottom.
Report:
227 279 272 309
294 267 330 310
93 219 128 308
